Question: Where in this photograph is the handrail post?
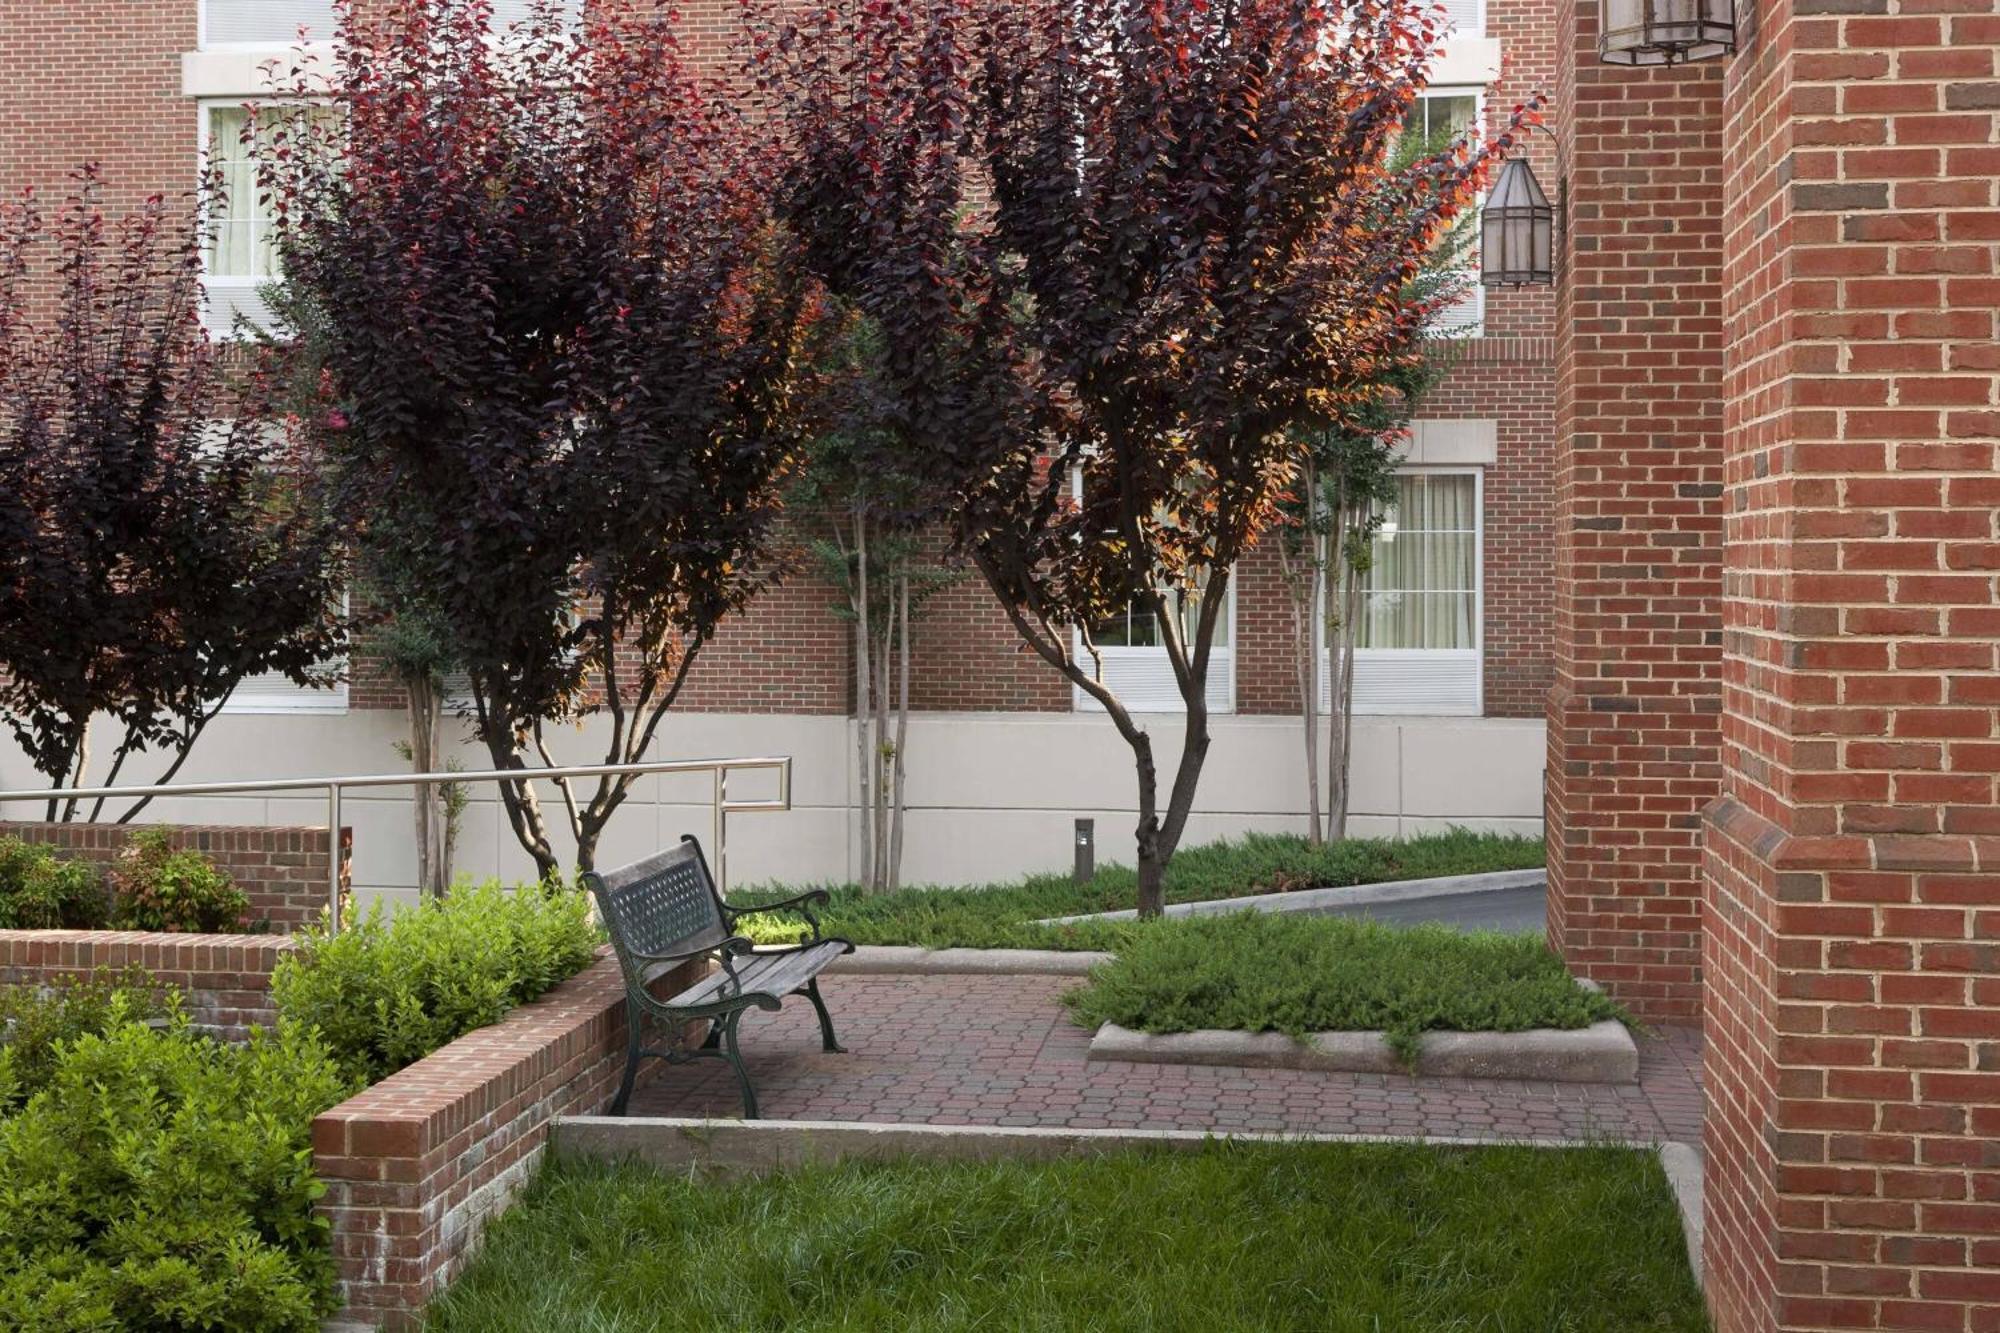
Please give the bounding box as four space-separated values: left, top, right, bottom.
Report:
712 766 730 897
327 782 344 932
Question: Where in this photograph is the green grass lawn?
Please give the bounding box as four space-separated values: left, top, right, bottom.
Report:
731 828 1542 952
426 1143 1707 1332
1063 911 1624 1061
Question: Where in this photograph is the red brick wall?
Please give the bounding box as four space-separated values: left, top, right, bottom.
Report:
1703 0 2000 1326
312 951 701 1330
0 928 292 1037
1545 6 1728 1023
0 821 342 929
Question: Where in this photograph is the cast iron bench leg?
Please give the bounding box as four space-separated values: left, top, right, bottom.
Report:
722 1007 760 1120
610 1009 644 1116
802 977 846 1054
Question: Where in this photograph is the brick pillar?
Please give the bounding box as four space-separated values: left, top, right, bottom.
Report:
1546 1 1728 1022
1703 1 2000 1329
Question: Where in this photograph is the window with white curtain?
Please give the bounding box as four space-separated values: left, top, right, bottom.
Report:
201 103 328 336
1324 470 1483 716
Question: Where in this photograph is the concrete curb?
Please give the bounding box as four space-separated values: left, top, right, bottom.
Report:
1659 1141 1705 1282
829 945 1109 976
1087 1018 1639 1084
551 1115 1652 1176
1035 867 1546 926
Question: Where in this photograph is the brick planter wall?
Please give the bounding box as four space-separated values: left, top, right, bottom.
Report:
0 928 294 1037
312 952 702 1330
0 821 344 929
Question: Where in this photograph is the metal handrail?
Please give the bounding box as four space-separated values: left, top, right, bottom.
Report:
0 756 792 930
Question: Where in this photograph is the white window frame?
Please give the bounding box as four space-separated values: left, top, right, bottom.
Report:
197 98 297 338
220 592 352 716
1441 0 1486 37
199 1 339 52
1412 87 1486 339
1066 468 1238 716
1321 467 1484 718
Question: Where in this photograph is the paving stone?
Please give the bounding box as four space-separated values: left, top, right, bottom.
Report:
629 974 1703 1144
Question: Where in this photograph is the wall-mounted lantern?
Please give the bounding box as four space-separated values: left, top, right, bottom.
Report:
1480 156 1556 289
1599 0 1737 65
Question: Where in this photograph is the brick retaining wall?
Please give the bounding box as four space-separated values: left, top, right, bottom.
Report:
0 821 344 929
312 951 702 1329
0 928 294 1038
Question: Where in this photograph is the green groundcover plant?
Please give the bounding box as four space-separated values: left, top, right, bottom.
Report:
1063 911 1625 1062
425 1145 1709 1332
0 1012 351 1332
732 828 1543 952
272 882 602 1085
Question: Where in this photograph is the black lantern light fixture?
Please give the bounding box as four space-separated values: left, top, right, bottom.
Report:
1599 0 1737 65
1480 154 1557 289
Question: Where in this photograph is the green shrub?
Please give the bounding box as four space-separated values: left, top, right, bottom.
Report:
0 836 108 930
0 1018 351 1333
0 966 173 1111
273 883 601 1085
1062 911 1625 1063
109 829 253 934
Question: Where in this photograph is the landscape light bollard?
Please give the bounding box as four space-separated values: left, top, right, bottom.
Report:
1075 818 1095 884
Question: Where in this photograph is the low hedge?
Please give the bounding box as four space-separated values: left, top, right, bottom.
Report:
733 829 1544 952
0 830 252 933
272 882 602 1085
0 966 173 1111
1063 911 1624 1062
0 997 351 1332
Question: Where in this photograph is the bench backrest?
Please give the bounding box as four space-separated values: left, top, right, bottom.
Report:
584 837 728 988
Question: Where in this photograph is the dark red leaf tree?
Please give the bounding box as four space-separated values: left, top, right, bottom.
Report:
0 169 346 822
268 0 815 878
748 0 1527 915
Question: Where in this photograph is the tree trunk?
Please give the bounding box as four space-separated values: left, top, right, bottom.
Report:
887 567 910 892
852 512 877 890
1327 506 1366 842
407 672 449 898
872 589 892 890
1130 728 1165 918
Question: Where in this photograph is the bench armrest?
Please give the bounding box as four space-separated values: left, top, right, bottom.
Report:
723 889 832 942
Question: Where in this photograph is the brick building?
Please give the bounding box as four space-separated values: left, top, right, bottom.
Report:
0 0 1558 896
7 2 2000 1329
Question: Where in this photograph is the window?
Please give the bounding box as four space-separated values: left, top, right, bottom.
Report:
222 593 351 715
200 102 328 337
1440 0 1486 35
1067 468 1237 714
202 1 337 48
1324 470 1483 716
1075 582 1237 714
1407 89 1485 337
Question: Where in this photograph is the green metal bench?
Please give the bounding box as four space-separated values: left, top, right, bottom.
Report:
583 836 852 1119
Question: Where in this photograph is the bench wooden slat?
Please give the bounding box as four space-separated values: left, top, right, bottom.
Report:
668 941 849 1009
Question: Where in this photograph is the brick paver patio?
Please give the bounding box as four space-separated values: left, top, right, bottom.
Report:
631 972 1703 1144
